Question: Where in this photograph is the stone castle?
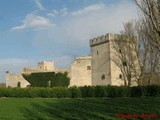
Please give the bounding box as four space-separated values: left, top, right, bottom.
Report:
6 33 138 88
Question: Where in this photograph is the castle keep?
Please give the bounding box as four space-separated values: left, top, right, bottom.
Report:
6 33 138 88
90 33 124 86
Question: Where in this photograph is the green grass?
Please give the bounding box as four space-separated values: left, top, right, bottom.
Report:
0 97 159 120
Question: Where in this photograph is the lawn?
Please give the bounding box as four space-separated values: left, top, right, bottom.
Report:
0 97 159 120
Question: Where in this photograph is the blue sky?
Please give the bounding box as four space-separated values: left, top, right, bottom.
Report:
0 0 137 83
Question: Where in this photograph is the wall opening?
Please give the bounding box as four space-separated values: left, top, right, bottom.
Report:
119 74 122 79
17 82 21 87
101 74 105 80
87 66 91 70
97 51 99 55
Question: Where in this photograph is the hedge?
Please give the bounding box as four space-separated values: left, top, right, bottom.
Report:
22 72 70 87
0 85 160 98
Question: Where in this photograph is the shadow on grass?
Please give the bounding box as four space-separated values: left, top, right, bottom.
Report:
21 98 160 120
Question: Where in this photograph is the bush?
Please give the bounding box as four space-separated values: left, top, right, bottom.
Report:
69 87 82 98
94 86 107 97
130 86 144 97
23 72 70 87
50 87 71 98
146 85 160 97
0 85 160 98
80 86 95 98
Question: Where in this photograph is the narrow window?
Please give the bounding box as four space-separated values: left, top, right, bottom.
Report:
119 74 122 79
87 66 91 70
101 74 105 80
17 82 21 87
119 49 121 53
97 51 99 55
123 62 127 66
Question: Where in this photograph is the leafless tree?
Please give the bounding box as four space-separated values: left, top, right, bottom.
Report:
111 21 139 86
136 19 160 85
112 20 160 86
132 0 160 52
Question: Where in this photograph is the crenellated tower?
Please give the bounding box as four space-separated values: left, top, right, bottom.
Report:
90 33 124 86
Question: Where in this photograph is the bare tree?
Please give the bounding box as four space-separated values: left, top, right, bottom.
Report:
111 20 160 86
136 19 160 85
111 21 140 86
132 0 160 52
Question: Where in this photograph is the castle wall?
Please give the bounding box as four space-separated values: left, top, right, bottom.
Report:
37 61 55 71
70 56 91 87
22 67 50 74
6 73 30 88
90 34 112 86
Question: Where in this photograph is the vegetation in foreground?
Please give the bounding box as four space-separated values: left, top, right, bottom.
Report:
1 85 160 98
0 97 159 120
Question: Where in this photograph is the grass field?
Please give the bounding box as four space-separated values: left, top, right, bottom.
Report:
0 97 159 120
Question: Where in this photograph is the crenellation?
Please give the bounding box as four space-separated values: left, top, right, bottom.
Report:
90 33 112 47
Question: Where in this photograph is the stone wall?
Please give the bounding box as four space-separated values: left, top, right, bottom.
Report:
70 56 92 87
6 72 30 88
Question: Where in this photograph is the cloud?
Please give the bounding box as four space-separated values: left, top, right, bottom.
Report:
72 3 105 16
28 2 138 71
47 10 58 17
34 0 45 10
33 2 137 48
11 13 55 31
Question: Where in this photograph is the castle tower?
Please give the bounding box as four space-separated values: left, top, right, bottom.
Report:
37 61 55 71
90 33 126 86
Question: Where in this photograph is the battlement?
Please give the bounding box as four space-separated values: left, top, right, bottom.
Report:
89 33 119 47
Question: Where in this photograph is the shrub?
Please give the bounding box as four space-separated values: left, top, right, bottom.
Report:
145 85 160 97
130 86 144 97
50 87 71 98
69 87 82 98
0 85 160 98
23 72 70 87
94 86 107 97
79 86 95 98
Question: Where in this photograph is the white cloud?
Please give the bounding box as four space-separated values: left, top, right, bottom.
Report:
34 2 137 48
11 13 55 31
72 3 105 16
29 2 138 71
47 10 58 17
34 0 45 10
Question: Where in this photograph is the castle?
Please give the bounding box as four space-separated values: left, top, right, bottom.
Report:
6 33 138 88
